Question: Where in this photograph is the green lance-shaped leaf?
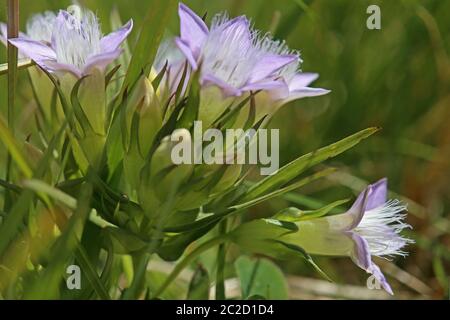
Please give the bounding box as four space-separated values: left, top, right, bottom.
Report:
274 198 350 222
239 127 380 202
71 76 96 137
177 68 201 130
151 60 168 92
187 265 210 300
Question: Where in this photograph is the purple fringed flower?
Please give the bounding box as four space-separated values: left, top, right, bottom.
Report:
8 5 133 78
288 178 413 295
176 3 300 97
175 3 330 101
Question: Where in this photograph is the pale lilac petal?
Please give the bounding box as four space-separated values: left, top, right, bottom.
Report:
282 87 331 104
202 73 242 97
220 16 252 48
289 73 319 91
175 37 198 70
348 232 394 294
100 19 133 53
248 54 298 83
242 79 287 92
348 232 372 270
178 3 208 57
345 185 371 230
265 79 291 101
366 178 388 211
83 49 123 75
368 263 394 295
43 60 82 78
8 38 56 62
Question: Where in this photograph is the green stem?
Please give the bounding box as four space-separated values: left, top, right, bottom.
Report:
215 220 227 300
152 235 228 299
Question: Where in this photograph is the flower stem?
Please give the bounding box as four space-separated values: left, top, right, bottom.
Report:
152 235 228 299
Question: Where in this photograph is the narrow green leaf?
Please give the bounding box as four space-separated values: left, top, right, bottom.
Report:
177 68 201 130
274 198 350 222
71 76 96 137
240 128 380 202
75 244 111 300
23 179 77 209
152 60 168 90
270 239 333 282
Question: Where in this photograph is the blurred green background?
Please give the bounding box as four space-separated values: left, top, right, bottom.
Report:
0 0 448 299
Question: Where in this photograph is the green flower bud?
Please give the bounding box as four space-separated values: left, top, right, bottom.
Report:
138 129 194 217
123 76 163 191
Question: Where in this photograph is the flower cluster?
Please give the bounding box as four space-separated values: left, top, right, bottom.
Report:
0 2 412 298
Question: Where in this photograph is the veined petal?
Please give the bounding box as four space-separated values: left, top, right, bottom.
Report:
175 37 198 70
344 178 395 232
348 232 393 295
288 73 319 91
242 79 287 92
248 54 298 83
282 87 331 104
202 73 242 97
348 232 372 270
220 16 252 47
178 3 208 56
366 178 388 211
83 49 123 75
345 186 371 230
368 263 394 295
100 19 133 53
8 37 56 62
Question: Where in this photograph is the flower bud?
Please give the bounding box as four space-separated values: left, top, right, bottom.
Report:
138 129 194 216
123 75 163 191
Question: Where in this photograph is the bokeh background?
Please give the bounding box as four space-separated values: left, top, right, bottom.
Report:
0 0 448 299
